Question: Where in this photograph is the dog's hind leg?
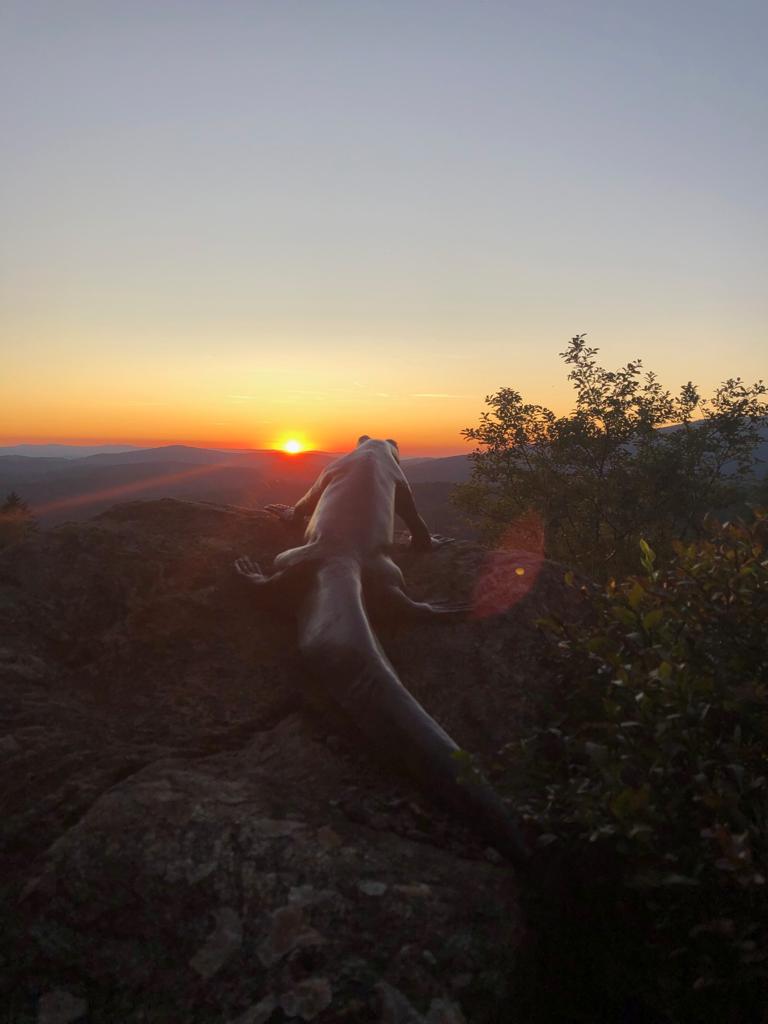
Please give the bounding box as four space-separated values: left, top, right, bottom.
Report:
380 585 472 622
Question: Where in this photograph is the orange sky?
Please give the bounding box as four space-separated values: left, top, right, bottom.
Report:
2 320 765 457
0 322 568 456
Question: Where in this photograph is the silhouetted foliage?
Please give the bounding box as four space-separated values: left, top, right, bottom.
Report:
0 491 36 547
2 491 28 513
511 513 768 1021
456 336 767 577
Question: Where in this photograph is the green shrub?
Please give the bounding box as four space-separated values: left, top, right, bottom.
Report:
510 512 768 1016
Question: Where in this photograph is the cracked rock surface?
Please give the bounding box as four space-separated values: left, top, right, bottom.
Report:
0 499 578 1022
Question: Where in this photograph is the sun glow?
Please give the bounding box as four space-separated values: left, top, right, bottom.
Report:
283 439 303 454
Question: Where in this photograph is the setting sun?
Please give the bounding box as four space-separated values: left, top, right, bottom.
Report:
283 439 303 454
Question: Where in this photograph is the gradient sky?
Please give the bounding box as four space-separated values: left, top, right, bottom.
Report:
2 1 766 455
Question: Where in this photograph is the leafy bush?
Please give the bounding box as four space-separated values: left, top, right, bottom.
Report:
456 336 767 578
510 513 768 1018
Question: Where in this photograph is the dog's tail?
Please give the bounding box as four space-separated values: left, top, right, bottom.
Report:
297 559 531 868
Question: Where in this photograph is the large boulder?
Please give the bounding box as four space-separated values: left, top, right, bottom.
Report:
0 500 578 1022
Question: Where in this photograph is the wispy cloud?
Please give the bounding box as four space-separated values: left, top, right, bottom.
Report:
410 393 467 399
116 400 167 407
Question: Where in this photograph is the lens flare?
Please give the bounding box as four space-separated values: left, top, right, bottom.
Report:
471 512 545 619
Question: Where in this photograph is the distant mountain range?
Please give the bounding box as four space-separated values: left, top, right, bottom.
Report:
0 443 140 459
0 444 474 526
3 427 765 529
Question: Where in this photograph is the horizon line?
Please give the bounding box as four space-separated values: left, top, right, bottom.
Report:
0 439 471 458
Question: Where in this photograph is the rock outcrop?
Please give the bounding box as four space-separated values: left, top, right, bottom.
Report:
0 500 578 1023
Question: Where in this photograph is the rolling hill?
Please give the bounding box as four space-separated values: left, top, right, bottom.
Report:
0 445 473 527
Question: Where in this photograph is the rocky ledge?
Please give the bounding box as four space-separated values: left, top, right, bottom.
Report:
0 499 578 1023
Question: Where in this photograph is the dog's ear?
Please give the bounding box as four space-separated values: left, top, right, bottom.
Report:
357 435 371 446
386 438 399 461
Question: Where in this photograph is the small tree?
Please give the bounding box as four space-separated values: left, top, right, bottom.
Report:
2 492 29 514
0 491 36 548
455 336 767 577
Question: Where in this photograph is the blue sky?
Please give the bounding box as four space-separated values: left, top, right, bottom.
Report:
2 1 766 453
